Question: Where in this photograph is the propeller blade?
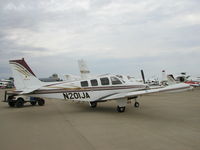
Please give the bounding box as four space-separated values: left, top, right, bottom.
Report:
141 70 146 84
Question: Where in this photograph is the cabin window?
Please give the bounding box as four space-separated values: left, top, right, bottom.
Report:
81 81 88 87
100 77 109 85
111 76 122 85
91 79 98 86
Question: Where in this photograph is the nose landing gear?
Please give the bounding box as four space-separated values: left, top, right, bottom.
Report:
128 96 140 108
134 101 140 108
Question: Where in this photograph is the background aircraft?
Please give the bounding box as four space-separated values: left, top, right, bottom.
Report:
0 79 14 88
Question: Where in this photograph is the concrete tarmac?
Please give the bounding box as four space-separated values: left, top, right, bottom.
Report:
0 88 200 150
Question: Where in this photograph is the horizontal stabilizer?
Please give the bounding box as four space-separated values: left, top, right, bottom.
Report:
19 88 40 94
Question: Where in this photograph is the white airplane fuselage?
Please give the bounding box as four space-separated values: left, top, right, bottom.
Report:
30 75 147 102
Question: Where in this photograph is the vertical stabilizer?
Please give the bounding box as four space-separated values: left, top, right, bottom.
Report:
161 70 167 81
160 70 168 86
9 58 42 91
167 74 177 85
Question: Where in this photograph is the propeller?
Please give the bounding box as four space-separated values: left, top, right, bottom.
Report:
141 70 146 84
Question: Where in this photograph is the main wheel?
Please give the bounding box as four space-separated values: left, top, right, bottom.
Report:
90 102 97 108
8 101 15 107
134 102 139 108
117 106 125 112
15 98 24 108
30 101 37 106
38 99 45 106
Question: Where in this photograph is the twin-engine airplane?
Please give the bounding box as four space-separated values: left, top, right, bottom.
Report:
7 58 192 112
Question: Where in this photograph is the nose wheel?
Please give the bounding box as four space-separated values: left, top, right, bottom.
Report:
134 101 140 108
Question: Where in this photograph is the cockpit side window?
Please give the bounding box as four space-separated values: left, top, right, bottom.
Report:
81 81 88 87
111 76 122 85
91 79 98 86
100 77 110 85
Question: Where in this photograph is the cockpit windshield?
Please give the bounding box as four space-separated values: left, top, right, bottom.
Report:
110 76 122 85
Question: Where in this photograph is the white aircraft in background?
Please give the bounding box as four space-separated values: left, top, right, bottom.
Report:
0 79 13 88
0 80 8 88
184 76 200 87
63 59 90 82
78 59 91 79
66 60 157 87
161 70 200 87
6 58 192 112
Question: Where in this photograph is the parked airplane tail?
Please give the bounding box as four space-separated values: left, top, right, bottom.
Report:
167 74 177 85
78 59 90 79
9 58 43 91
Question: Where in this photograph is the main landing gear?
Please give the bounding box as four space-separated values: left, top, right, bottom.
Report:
117 106 126 112
116 99 127 113
90 101 97 108
116 97 140 113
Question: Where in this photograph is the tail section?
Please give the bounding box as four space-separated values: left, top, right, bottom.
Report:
160 70 168 86
161 70 167 81
167 74 177 85
78 59 90 79
9 58 42 91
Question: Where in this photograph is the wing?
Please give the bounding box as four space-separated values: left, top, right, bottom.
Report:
101 83 192 101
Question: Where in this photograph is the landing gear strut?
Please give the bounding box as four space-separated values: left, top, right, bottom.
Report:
132 96 139 108
116 99 127 112
128 96 140 108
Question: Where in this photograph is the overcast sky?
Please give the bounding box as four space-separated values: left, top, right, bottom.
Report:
0 0 200 79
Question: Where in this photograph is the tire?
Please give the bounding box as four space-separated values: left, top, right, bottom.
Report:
8 101 15 107
38 99 45 106
90 102 97 108
15 98 24 108
134 102 139 108
117 106 125 112
30 101 37 106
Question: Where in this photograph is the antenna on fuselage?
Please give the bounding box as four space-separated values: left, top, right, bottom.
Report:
141 70 146 84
